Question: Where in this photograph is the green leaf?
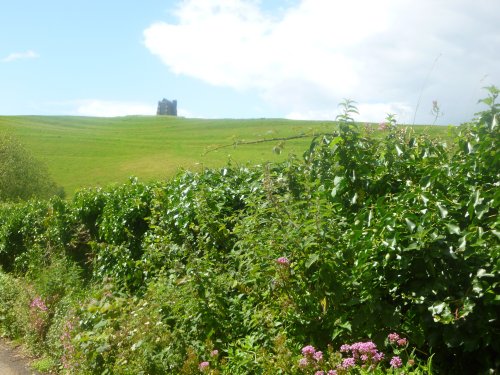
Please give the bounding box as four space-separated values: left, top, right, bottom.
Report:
403 242 420 251
351 193 358 204
460 299 475 318
476 268 494 278
96 344 111 353
131 340 143 351
305 253 320 269
405 218 416 232
446 223 461 235
467 142 473 154
429 301 454 324
458 236 467 251
331 320 352 340
475 203 489 219
420 194 429 206
333 176 344 186
436 203 448 218
93 319 108 330
473 190 484 207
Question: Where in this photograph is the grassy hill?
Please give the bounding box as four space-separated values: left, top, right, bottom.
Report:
0 115 452 196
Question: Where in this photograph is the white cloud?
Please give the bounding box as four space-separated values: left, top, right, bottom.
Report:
2 50 39 62
286 102 413 123
76 100 156 117
144 0 500 124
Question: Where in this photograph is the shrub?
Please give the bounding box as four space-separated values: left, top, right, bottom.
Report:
0 133 64 201
0 87 498 373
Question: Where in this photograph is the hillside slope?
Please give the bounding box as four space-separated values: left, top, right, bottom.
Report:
0 116 450 196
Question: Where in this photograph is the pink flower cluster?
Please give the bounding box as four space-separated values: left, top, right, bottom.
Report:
339 340 384 367
198 348 219 372
276 257 290 266
302 345 317 357
298 345 338 374
388 332 408 347
297 334 412 373
199 361 209 372
390 356 403 369
30 296 48 311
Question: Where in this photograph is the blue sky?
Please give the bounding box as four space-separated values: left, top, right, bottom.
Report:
1 0 499 124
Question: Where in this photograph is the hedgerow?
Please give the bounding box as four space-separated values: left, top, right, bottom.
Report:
0 87 498 374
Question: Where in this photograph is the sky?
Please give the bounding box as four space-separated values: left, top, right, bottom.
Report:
1 0 499 124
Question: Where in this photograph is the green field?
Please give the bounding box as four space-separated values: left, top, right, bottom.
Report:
0 115 452 196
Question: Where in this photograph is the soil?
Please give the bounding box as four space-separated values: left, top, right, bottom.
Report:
0 339 39 375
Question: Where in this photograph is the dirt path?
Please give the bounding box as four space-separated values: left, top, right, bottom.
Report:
0 339 38 375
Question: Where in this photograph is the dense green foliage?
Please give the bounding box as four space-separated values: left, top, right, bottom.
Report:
0 89 498 374
0 134 63 201
0 115 451 196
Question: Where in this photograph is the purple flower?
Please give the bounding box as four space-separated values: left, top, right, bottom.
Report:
339 340 385 365
341 357 356 369
388 333 400 343
373 351 385 363
298 357 309 368
313 351 323 362
390 356 403 369
301 345 316 356
30 296 48 311
199 361 210 372
276 257 290 266
350 341 377 354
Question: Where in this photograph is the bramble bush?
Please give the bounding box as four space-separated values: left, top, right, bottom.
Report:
0 87 498 374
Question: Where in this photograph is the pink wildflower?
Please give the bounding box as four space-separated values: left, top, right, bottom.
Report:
315 371 325 375
341 357 356 369
388 333 400 343
313 351 323 362
298 357 309 368
350 341 377 354
199 361 210 372
276 257 290 266
30 296 48 311
397 338 408 346
328 371 337 375
210 349 219 357
301 345 316 356
373 351 384 363
390 356 403 368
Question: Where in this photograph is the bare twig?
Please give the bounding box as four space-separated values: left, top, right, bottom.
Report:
203 132 337 155
412 53 442 125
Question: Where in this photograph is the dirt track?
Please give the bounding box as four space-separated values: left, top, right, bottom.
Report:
0 339 37 375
